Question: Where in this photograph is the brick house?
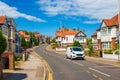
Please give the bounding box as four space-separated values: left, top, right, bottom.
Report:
74 31 87 48
91 14 119 51
35 32 40 42
91 32 98 50
0 16 16 70
56 28 77 47
18 30 30 42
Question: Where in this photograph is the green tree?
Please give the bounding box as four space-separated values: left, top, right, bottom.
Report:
0 30 7 79
72 28 76 31
51 38 58 48
20 36 27 48
51 38 56 43
26 41 31 48
77 27 80 32
86 38 94 56
72 41 83 49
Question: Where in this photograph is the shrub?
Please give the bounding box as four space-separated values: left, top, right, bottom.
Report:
0 30 7 55
72 41 83 49
103 49 113 54
51 42 57 49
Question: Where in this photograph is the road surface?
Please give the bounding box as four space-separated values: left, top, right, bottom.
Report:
34 45 120 80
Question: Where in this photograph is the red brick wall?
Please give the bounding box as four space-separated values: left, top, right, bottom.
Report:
98 39 102 51
112 37 116 50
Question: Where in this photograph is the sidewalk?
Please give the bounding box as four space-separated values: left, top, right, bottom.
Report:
3 50 45 80
46 45 120 67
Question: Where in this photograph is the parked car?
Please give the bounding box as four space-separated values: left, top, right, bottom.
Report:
66 47 85 60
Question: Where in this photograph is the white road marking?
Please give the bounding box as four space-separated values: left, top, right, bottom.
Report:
72 61 84 66
88 67 111 77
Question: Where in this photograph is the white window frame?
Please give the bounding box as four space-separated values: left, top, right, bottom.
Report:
102 42 111 50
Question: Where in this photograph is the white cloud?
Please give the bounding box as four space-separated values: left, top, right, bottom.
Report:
84 20 101 24
0 1 46 22
37 0 118 24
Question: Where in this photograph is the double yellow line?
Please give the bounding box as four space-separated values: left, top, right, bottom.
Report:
33 50 53 80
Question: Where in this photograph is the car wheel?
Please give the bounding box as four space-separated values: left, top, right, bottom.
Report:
66 55 68 59
82 58 85 60
70 55 73 60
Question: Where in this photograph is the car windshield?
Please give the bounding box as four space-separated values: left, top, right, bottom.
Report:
72 47 83 51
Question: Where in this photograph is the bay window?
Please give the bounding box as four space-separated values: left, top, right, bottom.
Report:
102 42 111 49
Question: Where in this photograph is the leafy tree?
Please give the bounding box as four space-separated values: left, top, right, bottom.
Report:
46 37 50 44
72 41 83 49
86 38 94 56
51 38 56 43
0 30 7 79
51 42 57 49
72 28 76 31
26 41 31 48
51 38 58 48
0 30 7 55
20 36 27 48
88 44 94 56
77 27 80 32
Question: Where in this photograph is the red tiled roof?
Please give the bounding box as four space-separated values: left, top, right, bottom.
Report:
0 16 6 24
103 13 119 27
91 32 97 37
19 31 30 38
35 32 39 37
56 30 62 37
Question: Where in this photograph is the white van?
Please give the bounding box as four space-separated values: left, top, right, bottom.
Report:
66 47 85 60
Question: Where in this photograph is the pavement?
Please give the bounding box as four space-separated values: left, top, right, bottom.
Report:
3 48 45 80
46 45 120 67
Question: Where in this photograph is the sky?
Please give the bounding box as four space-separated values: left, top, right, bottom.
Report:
0 0 119 37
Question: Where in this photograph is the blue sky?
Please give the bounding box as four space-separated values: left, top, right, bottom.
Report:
0 0 118 37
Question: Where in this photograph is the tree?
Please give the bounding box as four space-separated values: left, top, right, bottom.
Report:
72 28 76 31
72 41 83 49
86 38 94 56
20 36 27 48
51 38 58 48
0 30 7 79
77 27 80 32
51 38 56 43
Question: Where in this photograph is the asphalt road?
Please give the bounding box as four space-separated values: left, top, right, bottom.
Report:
34 45 120 80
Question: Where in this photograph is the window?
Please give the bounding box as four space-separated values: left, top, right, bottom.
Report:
101 27 111 35
66 37 68 41
101 27 107 34
108 28 111 34
102 42 111 49
93 44 98 50
72 47 83 51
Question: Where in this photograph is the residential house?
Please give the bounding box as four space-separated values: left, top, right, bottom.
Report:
35 32 40 42
56 28 77 47
0 16 17 69
6 17 17 70
19 30 30 42
74 31 87 48
15 31 22 55
91 32 98 50
91 14 119 51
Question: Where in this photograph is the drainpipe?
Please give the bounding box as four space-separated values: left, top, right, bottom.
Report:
118 0 120 61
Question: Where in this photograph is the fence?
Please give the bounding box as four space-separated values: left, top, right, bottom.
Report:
102 52 119 60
